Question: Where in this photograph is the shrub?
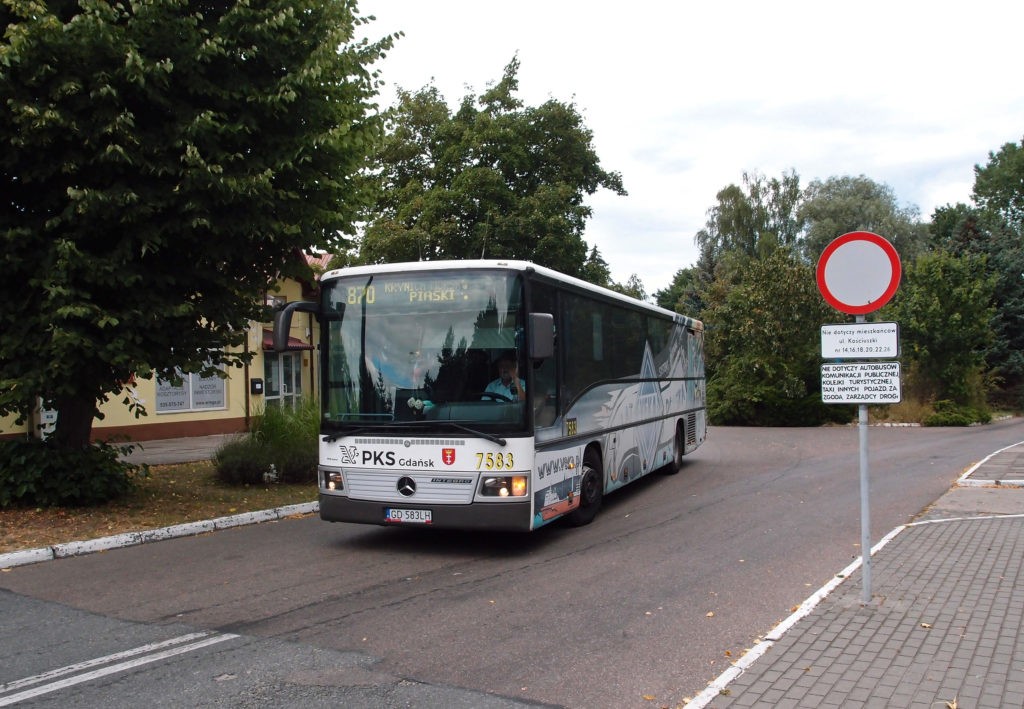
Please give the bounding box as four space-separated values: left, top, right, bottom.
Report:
213 436 271 486
0 437 144 507
214 398 319 485
923 400 992 427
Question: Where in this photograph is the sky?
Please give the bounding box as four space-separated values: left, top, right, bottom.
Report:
357 0 1024 296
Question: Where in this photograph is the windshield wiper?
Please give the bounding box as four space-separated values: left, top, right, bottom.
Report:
438 421 507 447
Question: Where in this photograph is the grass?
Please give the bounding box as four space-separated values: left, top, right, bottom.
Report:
0 460 316 555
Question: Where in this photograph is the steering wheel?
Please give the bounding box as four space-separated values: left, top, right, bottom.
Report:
471 391 513 403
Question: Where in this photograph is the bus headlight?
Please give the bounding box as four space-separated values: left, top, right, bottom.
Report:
480 475 528 497
321 468 344 491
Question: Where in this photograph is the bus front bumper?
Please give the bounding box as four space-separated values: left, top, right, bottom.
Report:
319 494 533 532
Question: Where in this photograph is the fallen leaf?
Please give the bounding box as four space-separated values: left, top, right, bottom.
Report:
921 623 933 629
724 650 732 657
706 612 714 617
642 695 655 701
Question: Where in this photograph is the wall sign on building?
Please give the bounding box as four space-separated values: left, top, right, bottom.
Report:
156 368 226 413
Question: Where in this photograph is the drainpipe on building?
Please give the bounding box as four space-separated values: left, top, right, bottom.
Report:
243 325 251 431
309 311 315 401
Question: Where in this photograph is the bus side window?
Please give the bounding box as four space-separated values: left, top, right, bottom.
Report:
530 282 559 428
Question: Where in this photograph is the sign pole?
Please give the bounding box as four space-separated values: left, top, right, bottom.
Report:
816 232 902 607
856 314 872 604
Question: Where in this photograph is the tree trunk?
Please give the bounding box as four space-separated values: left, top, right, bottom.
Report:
52 394 99 449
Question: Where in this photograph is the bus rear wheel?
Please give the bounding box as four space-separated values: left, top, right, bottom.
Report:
568 451 603 526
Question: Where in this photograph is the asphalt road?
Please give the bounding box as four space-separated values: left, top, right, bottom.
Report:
3 420 1023 708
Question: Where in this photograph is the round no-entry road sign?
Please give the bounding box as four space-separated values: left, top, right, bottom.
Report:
816 231 901 315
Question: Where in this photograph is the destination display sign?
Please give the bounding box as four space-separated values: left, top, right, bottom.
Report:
336 275 504 310
821 322 899 359
821 361 902 405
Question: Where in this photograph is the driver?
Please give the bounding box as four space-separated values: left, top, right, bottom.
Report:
483 352 525 401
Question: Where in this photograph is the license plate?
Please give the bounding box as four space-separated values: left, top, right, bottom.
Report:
385 508 432 524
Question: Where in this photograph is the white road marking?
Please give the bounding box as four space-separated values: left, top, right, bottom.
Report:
0 631 239 705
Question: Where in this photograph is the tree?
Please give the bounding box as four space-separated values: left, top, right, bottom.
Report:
798 175 929 264
359 57 626 279
973 137 1024 234
695 170 803 266
932 139 1024 405
609 274 646 301
654 243 716 316
579 245 613 286
702 250 847 426
1 0 398 448
881 250 996 405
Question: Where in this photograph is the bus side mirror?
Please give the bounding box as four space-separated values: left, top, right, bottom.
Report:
528 313 554 360
272 301 320 351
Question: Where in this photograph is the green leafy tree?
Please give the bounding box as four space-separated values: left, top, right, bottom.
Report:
798 175 929 264
1 0 398 449
703 250 846 425
881 250 996 405
654 243 716 316
695 170 803 266
973 137 1024 233
359 57 626 279
931 139 1024 404
609 274 646 301
972 140 1024 401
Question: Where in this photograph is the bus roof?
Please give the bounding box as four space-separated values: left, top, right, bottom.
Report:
320 259 703 330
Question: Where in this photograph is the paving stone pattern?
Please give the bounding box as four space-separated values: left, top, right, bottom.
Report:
709 516 1024 708
968 448 1024 483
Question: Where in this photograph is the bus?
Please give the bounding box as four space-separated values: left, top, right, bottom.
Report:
274 260 706 531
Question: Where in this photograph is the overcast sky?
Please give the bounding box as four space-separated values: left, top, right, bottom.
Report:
359 0 1024 295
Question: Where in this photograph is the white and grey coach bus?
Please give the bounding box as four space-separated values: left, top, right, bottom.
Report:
274 260 706 531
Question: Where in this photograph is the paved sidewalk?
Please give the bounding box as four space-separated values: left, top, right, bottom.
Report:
694 441 1024 709
117 433 238 465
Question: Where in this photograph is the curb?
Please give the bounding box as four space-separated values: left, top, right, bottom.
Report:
0 502 319 571
955 439 1024 488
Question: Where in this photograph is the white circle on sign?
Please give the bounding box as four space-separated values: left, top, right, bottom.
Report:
816 232 901 315
824 241 893 305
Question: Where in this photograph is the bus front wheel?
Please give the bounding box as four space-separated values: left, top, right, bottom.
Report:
665 423 685 475
568 452 604 526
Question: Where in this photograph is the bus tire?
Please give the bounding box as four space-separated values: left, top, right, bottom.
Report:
665 423 685 475
568 450 603 526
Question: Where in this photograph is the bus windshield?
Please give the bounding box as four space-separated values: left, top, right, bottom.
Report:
321 270 527 433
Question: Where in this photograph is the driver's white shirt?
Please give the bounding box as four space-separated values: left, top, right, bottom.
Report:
483 377 525 400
